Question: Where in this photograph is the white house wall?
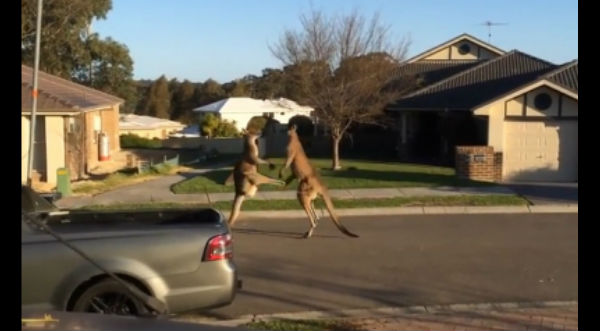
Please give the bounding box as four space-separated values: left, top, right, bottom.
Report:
214 111 312 132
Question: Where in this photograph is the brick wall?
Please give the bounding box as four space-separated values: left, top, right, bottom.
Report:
455 146 503 182
84 106 120 172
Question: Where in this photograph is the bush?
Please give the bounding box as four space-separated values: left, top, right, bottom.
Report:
200 113 240 137
246 116 268 133
120 134 162 149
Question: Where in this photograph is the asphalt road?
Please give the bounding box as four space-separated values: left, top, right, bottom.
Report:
192 213 578 319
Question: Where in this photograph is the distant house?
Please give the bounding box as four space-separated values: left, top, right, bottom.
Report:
387 33 578 182
119 114 186 139
192 97 314 131
169 124 201 138
21 65 123 185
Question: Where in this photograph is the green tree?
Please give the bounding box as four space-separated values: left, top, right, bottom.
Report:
171 80 196 124
200 113 219 137
73 35 137 113
214 120 240 137
195 79 226 106
145 76 171 119
22 0 138 112
246 116 268 133
253 68 286 99
200 113 239 138
223 80 251 97
22 0 112 77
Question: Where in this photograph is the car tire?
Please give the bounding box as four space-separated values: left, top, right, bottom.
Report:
72 279 148 316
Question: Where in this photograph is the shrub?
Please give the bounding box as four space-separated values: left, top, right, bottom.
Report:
200 113 240 137
120 134 162 149
246 116 268 133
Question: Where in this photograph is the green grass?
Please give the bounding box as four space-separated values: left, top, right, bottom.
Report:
245 319 360 331
171 158 495 194
72 164 176 195
79 195 528 212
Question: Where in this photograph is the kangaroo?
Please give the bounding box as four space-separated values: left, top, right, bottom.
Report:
225 131 285 227
279 125 359 239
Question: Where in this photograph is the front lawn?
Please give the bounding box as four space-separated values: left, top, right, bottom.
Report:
171 158 495 194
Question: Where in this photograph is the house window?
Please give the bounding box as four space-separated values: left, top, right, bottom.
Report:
458 43 471 55
534 93 552 110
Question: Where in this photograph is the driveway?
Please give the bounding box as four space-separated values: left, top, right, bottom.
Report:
503 182 578 205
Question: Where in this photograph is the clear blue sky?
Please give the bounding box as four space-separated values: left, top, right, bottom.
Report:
93 0 578 83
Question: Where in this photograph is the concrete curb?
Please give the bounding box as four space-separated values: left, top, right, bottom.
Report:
174 300 578 327
218 204 578 219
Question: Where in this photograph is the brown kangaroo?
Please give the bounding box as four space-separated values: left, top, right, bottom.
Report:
225 131 285 226
279 125 359 238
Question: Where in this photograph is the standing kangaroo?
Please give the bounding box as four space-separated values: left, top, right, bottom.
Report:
279 125 359 238
225 131 285 227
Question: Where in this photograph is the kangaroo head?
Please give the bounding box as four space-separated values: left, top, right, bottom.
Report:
287 124 299 139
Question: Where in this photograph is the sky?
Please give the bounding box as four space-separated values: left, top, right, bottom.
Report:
93 0 578 83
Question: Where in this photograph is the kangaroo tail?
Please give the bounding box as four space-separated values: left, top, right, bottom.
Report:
321 190 359 238
224 172 234 186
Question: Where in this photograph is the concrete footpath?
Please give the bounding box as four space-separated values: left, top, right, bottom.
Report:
176 301 578 331
54 166 578 215
55 183 578 215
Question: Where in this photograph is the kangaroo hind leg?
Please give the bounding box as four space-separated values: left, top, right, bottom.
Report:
299 194 317 239
228 194 246 228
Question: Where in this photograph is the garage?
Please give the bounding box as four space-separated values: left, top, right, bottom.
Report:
503 120 577 182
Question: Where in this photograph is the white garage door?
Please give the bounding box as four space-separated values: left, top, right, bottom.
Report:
503 120 577 182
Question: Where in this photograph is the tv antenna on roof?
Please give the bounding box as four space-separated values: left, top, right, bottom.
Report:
479 21 508 43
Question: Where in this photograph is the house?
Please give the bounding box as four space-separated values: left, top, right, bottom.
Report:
387 34 577 182
170 124 201 138
119 114 186 139
21 65 123 185
192 97 314 132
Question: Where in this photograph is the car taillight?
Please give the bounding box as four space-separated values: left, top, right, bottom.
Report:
203 234 233 261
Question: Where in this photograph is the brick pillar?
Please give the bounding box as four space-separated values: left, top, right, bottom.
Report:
494 152 503 182
455 146 501 182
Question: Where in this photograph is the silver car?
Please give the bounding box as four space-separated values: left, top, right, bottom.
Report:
21 186 238 315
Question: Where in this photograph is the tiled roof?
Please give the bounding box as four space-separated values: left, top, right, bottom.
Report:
119 114 185 130
544 60 578 93
389 50 557 111
22 65 123 113
395 60 484 88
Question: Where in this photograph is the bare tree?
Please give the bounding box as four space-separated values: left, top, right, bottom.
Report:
271 9 414 169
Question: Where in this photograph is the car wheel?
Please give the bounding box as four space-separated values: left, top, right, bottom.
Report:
72 279 148 316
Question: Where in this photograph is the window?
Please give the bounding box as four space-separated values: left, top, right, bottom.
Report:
458 43 471 55
534 93 552 110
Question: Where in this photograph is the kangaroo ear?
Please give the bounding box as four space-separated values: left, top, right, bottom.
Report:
241 129 248 135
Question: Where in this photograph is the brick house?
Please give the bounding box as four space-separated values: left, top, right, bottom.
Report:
21 65 123 185
387 34 578 182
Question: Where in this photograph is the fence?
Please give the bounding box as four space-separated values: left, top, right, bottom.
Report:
137 154 180 174
162 136 266 157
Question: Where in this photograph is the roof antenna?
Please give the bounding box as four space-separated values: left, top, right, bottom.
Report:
479 21 508 43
